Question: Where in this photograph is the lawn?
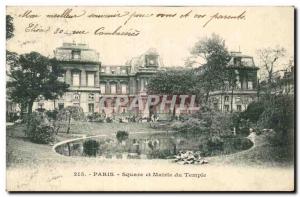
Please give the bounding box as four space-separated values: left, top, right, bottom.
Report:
6 122 294 191
7 121 294 167
210 131 294 167
6 122 168 167
56 121 166 136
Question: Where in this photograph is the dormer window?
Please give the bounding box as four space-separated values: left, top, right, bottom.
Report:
72 50 81 60
242 58 254 67
145 55 158 67
149 60 154 65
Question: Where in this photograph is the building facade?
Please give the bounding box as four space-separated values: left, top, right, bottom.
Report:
33 43 166 116
208 52 259 112
33 43 259 115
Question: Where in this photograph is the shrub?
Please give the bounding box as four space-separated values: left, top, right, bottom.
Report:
116 131 129 143
83 139 100 157
87 113 105 122
6 112 19 122
56 106 85 134
232 138 253 150
209 113 233 137
147 149 172 159
30 124 55 144
57 106 85 121
241 100 266 123
25 112 55 144
207 136 224 152
106 117 113 123
45 109 59 121
171 118 209 137
194 110 234 137
257 95 294 145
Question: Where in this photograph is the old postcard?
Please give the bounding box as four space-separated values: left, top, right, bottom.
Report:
6 6 295 191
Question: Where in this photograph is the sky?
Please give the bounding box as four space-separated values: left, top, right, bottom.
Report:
6 6 294 71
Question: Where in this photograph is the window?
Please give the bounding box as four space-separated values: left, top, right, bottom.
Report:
58 103 64 110
88 103 94 113
235 96 241 102
224 105 229 112
234 58 241 66
73 93 80 100
224 96 229 102
87 73 95 87
121 69 127 74
237 105 242 111
101 68 105 73
248 81 253 90
72 50 80 60
72 72 80 86
121 84 127 94
100 84 106 94
110 84 116 94
88 93 95 101
241 58 254 67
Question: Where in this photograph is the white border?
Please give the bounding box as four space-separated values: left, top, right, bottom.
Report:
1 0 298 196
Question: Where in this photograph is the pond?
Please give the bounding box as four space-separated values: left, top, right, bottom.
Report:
54 132 253 159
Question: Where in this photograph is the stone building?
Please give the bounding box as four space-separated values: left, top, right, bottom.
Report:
33 43 164 116
208 52 259 112
33 43 259 115
281 66 294 95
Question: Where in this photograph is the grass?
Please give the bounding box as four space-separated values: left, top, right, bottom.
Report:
210 132 294 167
57 121 164 136
6 122 294 168
6 122 294 191
6 122 163 167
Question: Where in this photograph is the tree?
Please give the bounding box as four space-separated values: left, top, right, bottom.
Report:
147 69 200 95
57 106 84 134
6 15 14 40
257 46 286 84
188 33 231 103
257 95 294 146
7 52 69 115
226 68 238 113
147 69 201 117
240 100 266 123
